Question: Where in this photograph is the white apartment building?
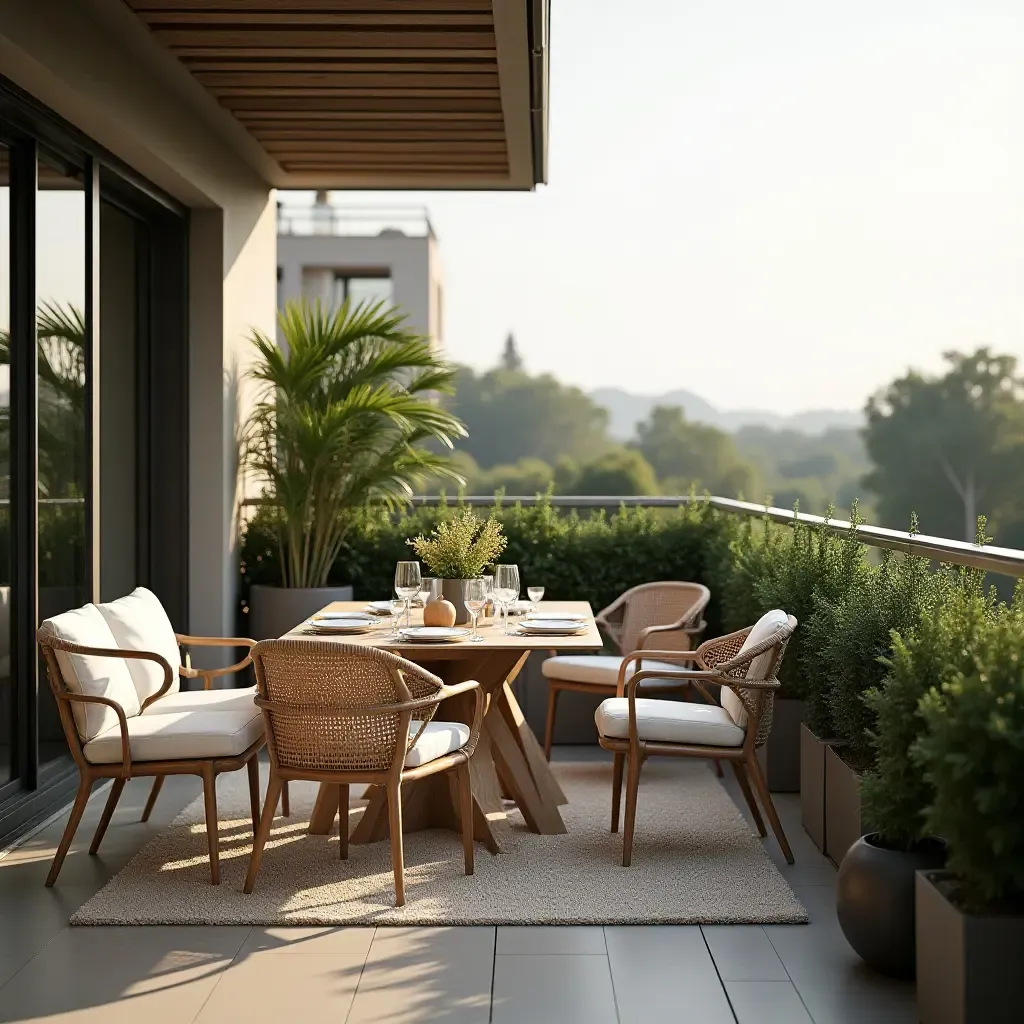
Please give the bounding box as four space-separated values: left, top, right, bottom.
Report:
277 194 445 350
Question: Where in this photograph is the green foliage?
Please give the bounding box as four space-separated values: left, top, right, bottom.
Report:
864 348 1024 544
563 447 659 496
914 594 1024 908
632 405 756 497
240 496 738 638
241 298 466 588
862 561 994 849
407 508 507 579
734 426 871 518
816 533 937 766
446 364 611 469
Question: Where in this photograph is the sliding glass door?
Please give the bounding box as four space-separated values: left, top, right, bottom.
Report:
0 79 188 842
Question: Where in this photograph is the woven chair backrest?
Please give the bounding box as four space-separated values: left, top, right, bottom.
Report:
251 639 442 772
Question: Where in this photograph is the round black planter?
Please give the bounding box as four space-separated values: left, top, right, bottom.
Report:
836 833 946 978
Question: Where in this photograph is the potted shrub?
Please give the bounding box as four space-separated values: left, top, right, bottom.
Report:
835 565 988 977
406 507 507 624
913 599 1024 1024
813 517 935 864
242 299 465 639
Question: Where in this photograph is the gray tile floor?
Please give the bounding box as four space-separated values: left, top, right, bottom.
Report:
0 751 916 1023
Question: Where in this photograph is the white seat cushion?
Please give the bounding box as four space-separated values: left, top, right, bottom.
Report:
404 720 471 768
143 687 258 715
541 654 684 687
595 697 745 748
83 708 264 764
96 587 181 705
39 606 141 742
722 609 790 728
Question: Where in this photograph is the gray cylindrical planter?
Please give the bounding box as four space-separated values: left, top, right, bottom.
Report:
440 579 471 624
916 871 1024 1024
249 584 354 640
756 698 805 792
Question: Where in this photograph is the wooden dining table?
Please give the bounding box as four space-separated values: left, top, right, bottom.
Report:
286 600 602 853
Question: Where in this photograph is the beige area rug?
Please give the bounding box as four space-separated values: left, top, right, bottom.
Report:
71 761 806 926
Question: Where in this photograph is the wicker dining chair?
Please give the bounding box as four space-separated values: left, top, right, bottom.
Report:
244 639 484 907
37 605 266 887
595 609 797 866
540 581 711 758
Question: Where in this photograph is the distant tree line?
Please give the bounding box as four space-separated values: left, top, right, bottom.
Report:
426 336 1024 545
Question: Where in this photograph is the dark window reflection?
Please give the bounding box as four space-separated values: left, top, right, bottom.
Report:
36 155 86 769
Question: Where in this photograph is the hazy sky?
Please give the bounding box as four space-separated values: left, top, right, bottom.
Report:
292 0 1024 415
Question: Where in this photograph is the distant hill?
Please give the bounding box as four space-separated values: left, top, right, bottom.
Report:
591 387 862 439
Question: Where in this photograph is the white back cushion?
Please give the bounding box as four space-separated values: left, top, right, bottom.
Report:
39 605 141 741
721 609 790 729
96 587 181 705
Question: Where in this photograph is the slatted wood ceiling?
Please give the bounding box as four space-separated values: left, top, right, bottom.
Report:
123 0 510 178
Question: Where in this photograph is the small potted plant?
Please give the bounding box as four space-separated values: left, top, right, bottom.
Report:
835 565 986 977
912 599 1024 1024
407 508 507 624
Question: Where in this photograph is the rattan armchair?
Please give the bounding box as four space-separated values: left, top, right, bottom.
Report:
245 639 484 907
595 609 797 867
541 581 711 758
37 629 265 887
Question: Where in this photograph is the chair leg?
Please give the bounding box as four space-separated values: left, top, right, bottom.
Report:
387 782 405 907
46 775 94 887
89 778 126 855
244 776 283 895
201 764 221 885
279 781 290 817
338 784 350 861
746 754 794 864
140 776 164 823
543 683 560 761
611 752 625 833
622 752 644 867
246 755 261 835
730 760 767 837
456 762 474 876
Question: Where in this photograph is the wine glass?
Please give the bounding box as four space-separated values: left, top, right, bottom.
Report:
463 579 487 643
394 561 422 629
389 597 405 637
494 564 520 635
527 586 545 614
419 576 434 608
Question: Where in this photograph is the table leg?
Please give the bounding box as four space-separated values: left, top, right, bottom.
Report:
309 783 340 835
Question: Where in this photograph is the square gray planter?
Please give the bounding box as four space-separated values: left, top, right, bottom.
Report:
249 584 354 640
756 698 805 792
824 744 866 866
800 723 828 853
916 871 1024 1024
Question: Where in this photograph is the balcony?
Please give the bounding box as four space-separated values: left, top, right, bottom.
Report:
5 494 1016 1023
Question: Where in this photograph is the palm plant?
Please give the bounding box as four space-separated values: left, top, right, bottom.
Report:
242 298 467 589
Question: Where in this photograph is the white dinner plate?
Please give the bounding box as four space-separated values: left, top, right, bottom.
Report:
315 611 376 621
365 601 394 615
398 626 470 643
306 618 377 634
516 619 588 635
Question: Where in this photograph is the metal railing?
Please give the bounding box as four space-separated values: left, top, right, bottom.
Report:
407 494 1024 579
277 204 435 240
